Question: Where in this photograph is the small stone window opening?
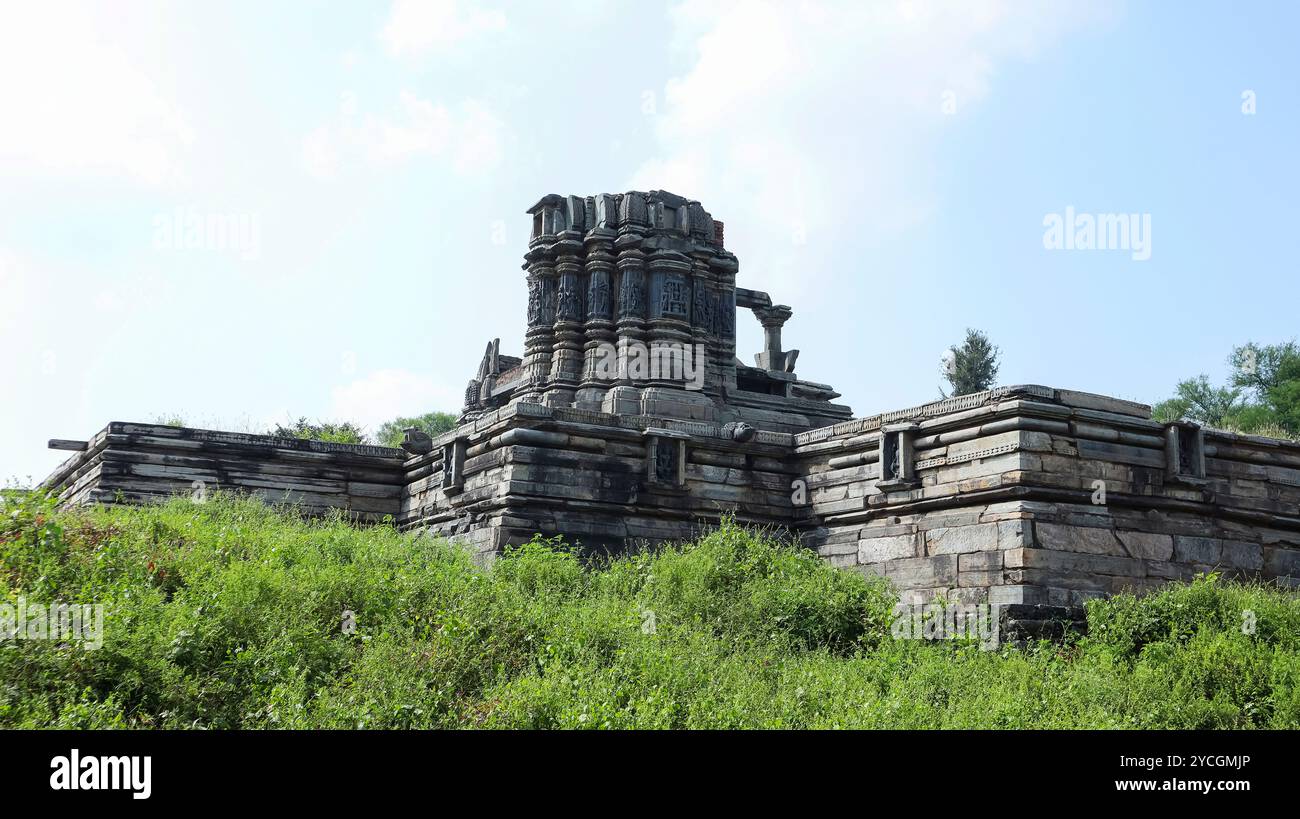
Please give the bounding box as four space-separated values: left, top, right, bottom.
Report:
441 437 467 493
643 428 688 488
877 423 920 489
1164 421 1206 482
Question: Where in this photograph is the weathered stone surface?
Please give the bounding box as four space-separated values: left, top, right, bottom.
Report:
858 533 918 563
959 551 1003 572
1116 531 1174 561
1222 540 1264 571
886 555 958 588
1036 522 1125 556
925 523 1000 555
1174 535 1222 564
998 519 1034 549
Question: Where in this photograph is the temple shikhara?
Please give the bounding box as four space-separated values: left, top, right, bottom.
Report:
461 190 850 430
43 191 1300 617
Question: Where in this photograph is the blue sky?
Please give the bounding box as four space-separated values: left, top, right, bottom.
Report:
3 0 1298 483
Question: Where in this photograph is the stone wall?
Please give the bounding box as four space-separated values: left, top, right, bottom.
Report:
43 422 407 523
398 400 800 559
42 387 1300 600
798 386 1300 605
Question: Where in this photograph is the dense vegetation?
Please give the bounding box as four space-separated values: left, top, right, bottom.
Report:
2 491 1297 729
1154 340 1300 440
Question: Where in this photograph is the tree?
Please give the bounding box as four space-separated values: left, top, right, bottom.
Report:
1151 375 1245 427
1153 340 1300 439
1229 340 1300 397
943 328 1001 396
375 412 458 448
268 417 368 445
1228 341 1300 434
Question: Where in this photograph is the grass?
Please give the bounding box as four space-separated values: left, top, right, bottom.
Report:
1 490 1298 729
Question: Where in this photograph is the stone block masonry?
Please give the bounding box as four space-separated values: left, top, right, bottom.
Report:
40 191 1300 602
799 385 1300 605
44 423 407 523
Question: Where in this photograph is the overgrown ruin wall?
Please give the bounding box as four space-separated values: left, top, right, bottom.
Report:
44 386 1300 606
43 423 407 523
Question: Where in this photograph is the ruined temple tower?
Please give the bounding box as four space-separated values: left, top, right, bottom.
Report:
461 190 852 432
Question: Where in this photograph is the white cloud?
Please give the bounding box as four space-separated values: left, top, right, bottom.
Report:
633 0 1119 292
329 369 462 431
380 0 507 57
301 91 504 178
0 2 193 186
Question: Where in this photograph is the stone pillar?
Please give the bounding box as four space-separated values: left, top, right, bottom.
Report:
577 233 616 411
518 248 556 403
543 237 585 407
689 254 720 401
603 193 650 416
713 255 739 395
753 304 797 373
645 250 693 389
641 249 715 419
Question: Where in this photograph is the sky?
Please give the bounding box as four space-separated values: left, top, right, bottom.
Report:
2 0 1298 484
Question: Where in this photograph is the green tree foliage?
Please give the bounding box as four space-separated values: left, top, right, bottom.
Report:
1151 375 1245 427
1155 341 1300 438
944 328 1000 396
268 417 368 445
375 412 458 448
259 411 459 447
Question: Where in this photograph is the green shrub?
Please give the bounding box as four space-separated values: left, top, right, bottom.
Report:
2 493 1298 729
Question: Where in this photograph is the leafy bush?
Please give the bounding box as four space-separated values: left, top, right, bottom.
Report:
2 492 1297 729
267 417 369 445
375 412 458 448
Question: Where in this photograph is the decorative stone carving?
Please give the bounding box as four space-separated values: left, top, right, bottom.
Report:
526 274 556 326
643 427 689 488
692 282 714 334
401 427 434 455
587 271 612 319
555 274 583 321
723 421 756 442
617 265 645 318
658 272 690 319
877 423 920 488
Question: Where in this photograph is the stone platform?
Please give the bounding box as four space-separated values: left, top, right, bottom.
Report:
44 383 1300 606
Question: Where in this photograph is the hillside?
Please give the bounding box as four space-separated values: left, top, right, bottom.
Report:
2 491 1298 729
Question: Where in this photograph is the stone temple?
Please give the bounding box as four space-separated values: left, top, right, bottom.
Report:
43 190 1300 608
